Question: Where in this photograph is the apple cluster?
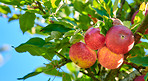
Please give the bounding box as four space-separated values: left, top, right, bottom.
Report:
69 18 135 69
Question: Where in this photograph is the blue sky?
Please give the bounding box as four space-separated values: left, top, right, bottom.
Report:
0 18 64 81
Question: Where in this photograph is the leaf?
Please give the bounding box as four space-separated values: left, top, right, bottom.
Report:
123 21 131 28
62 73 72 81
41 24 72 33
113 0 119 17
129 46 145 57
0 0 21 5
134 10 145 24
144 72 148 81
93 7 109 17
17 71 42 80
103 16 113 31
44 1 52 9
63 30 75 38
139 2 146 11
0 5 11 14
79 14 91 25
19 12 36 33
66 62 79 73
129 56 148 66
73 1 85 13
136 42 148 49
69 33 84 44
15 37 55 60
50 31 62 39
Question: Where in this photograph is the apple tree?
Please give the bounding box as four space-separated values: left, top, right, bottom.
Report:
0 0 148 81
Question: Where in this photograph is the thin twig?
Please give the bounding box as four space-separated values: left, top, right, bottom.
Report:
36 1 46 14
55 51 67 60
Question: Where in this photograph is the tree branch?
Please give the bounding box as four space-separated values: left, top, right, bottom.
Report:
80 68 99 81
54 51 67 60
36 1 46 14
123 61 145 72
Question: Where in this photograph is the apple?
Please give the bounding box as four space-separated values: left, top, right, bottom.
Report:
110 18 123 26
84 27 105 50
106 25 134 54
134 75 145 81
97 46 124 69
69 42 97 68
144 29 148 34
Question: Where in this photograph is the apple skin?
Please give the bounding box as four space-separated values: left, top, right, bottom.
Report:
144 28 148 34
106 25 134 54
110 18 123 26
97 46 124 69
84 27 105 50
134 75 145 81
69 42 97 68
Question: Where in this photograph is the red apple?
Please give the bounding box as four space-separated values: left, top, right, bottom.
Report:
97 46 124 69
134 75 145 81
84 27 105 50
106 25 134 54
110 18 123 26
144 28 148 34
69 42 97 68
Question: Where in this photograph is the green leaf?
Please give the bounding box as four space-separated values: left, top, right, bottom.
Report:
50 31 62 39
44 1 52 9
129 56 148 66
62 73 72 81
144 72 148 81
17 71 42 80
0 0 21 5
63 30 75 38
19 12 36 33
74 1 85 13
41 24 72 33
129 46 145 57
136 42 148 49
123 21 131 28
103 16 113 31
79 14 91 25
0 5 11 14
93 7 109 17
113 0 119 17
15 37 55 60
66 62 79 73
69 33 84 44
134 10 145 24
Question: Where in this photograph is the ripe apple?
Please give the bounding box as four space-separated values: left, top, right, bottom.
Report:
69 42 97 68
97 46 124 69
134 75 145 81
106 25 134 54
144 28 148 34
84 27 105 50
110 18 123 26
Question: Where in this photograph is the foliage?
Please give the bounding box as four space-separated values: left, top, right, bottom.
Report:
0 0 148 81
